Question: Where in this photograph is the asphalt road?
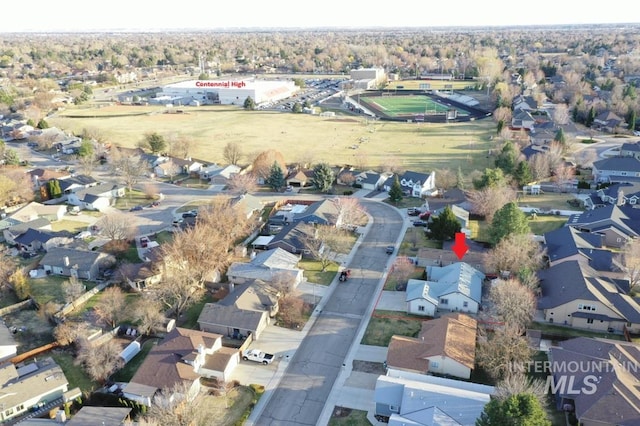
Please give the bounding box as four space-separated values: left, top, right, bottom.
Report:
253 200 403 426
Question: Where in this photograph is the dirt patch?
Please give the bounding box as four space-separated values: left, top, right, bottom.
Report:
352 360 386 375
332 406 353 418
3 308 56 352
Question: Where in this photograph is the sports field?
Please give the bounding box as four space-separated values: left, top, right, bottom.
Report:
49 103 496 177
359 94 456 118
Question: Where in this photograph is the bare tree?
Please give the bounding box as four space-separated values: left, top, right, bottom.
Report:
54 320 90 346
303 224 353 272
553 103 570 125
494 372 549 405
574 148 598 169
93 286 128 328
0 256 18 293
528 153 551 182
78 150 100 177
332 197 367 229
62 275 85 303
476 326 535 381
222 142 243 165
110 150 149 192
251 149 286 181
131 294 166 336
466 184 517 222
74 339 122 383
483 233 545 284
226 173 257 194
143 381 215 426
618 238 640 294
389 256 416 290
435 168 456 190
97 211 136 241
553 163 575 192
153 271 205 319
489 278 536 333
161 196 251 290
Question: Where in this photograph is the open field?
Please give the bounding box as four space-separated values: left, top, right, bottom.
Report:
50 104 495 175
360 94 453 117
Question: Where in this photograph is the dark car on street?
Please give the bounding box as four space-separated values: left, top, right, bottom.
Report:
412 220 428 227
129 205 143 212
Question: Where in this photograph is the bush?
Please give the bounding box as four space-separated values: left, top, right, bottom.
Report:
343 190 353 195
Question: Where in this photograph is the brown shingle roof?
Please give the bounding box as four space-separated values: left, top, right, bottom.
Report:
386 313 478 372
129 327 222 391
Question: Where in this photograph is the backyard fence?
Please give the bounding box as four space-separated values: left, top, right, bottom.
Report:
55 281 111 320
0 298 35 317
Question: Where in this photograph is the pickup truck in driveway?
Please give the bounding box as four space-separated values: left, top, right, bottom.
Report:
242 349 274 365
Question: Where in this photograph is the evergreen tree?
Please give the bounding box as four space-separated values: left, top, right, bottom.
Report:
494 141 518 175
78 139 94 157
586 106 596 127
47 179 63 198
36 118 49 129
243 96 255 110
4 148 19 166
427 206 461 241
473 168 506 190
627 109 636 131
476 393 551 426
513 160 533 187
311 162 334 193
266 161 285 191
489 201 530 245
496 120 504 135
456 166 465 190
145 132 166 154
554 128 566 146
388 175 403 204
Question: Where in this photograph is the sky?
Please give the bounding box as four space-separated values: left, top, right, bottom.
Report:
2 0 638 33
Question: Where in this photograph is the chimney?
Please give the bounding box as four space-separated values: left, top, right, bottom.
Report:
63 256 70 267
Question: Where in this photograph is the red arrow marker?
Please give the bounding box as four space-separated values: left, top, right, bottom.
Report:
452 232 468 260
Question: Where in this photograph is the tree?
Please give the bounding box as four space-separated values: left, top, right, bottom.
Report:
266 161 285 191
251 149 286 182
489 278 536 333
8 269 30 300
483 233 545 286
435 168 456 190
47 179 63 199
226 173 257 194
4 148 20 166
489 202 530 245
554 127 566 148
109 150 149 193
494 373 549 406
476 327 535 381
36 118 49 129
456 166 465 190
303 224 352 272
618 238 640 294
62 275 85 303
142 381 216 426
332 197 367 229
494 141 518 175
528 153 551 181
311 162 334 193
473 168 507 190
427 206 461 241
512 160 533 187
75 339 122 383
131 294 165 336
144 132 167 154
476 393 551 426
628 109 637 131
222 142 242 165
77 139 94 158
244 96 255 110
466 184 517 223
389 257 416 290
388 175 403 204
97 211 136 241
93 286 128 328
54 320 90 346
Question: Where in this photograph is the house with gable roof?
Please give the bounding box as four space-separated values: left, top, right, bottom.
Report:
549 337 640 426
511 109 536 130
13 228 73 253
620 140 640 159
197 280 279 340
291 198 341 226
374 369 494 426
226 247 303 286
584 182 640 209
39 247 116 281
384 171 437 198
386 313 477 379
566 204 640 248
66 182 126 211
123 327 239 406
543 226 620 274
592 157 640 183
537 260 640 333
405 262 484 316
593 110 625 133
0 357 69 423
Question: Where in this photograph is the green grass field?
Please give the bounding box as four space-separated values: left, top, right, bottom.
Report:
50 104 495 176
360 94 453 117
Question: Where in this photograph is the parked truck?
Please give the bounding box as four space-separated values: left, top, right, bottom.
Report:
242 349 274 365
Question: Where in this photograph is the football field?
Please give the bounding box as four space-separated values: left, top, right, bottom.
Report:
360 94 451 117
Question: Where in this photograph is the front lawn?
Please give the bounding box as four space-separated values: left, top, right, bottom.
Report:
329 407 369 425
299 260 339 285
527 214 567 235
51 219 91 233
361 310 424 346
399 227 441 256
384 266 425 291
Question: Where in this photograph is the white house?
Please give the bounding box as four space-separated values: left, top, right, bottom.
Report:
66 182 125 211
406 262 484 315
384 171 437 198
